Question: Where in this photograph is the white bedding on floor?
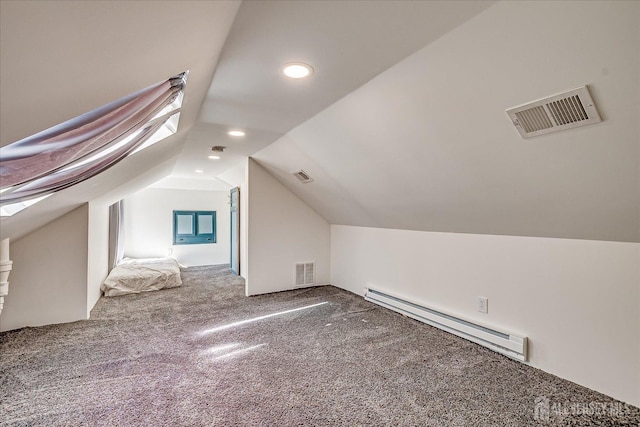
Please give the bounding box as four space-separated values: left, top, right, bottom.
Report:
101 257 183 297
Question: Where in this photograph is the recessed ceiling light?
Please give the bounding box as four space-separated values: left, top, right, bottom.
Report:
208 155 220 160
195 169 204 173
227 130 245 137
282 62 313 79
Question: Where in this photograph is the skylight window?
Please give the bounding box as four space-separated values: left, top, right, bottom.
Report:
132 112 181 155
0 195 51 217
0 72 188 216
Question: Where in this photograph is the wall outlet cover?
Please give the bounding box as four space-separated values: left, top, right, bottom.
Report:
478 297 488 314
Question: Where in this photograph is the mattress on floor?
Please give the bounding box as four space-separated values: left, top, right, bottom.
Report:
101 257 182 297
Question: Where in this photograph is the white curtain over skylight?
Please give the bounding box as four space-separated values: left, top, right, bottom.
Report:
0 72 187 216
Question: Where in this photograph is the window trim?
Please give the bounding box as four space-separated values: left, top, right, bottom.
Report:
173 210 216 245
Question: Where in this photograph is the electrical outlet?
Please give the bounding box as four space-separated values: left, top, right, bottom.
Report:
167 248 173 256
478 297 488 314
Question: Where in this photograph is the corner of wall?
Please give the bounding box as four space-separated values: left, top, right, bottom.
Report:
87 201 110 316
0 204 90 331
245 158 330 296
329 225 640 407
122 187 232 267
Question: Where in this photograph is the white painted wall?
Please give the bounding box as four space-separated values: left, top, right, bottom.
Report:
246 158 330 296
123 187 230 267
84 161 179 315
218 159 249 281
0 205 89 332
331 225 640 406
87 201 109 316
149 175 231 192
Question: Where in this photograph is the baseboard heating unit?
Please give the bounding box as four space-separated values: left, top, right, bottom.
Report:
364 287 528 362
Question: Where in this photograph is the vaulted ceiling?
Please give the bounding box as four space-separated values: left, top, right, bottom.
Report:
174 0 494 178
252 1 640 242
0 0 241 239
1 0 638 243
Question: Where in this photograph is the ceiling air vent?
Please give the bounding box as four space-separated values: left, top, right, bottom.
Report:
291 169 313 183
295 262 315 288
506 85 601 139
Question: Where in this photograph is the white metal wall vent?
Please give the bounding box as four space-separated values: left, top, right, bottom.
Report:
506 85 601 139
295 262 315 287
291 169 313 183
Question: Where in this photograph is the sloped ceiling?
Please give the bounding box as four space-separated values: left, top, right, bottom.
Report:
2 1 638 244
0 0 240 240
0 0 496 240
253 1 640 243
174 0 495 179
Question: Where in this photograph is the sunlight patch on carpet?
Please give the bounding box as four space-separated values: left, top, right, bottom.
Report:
214 344 267 361
199 301 328 335
203 343 241 354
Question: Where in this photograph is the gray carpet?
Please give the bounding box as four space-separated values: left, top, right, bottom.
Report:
1 265 638 426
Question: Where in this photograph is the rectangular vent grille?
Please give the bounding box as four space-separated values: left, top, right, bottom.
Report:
514 105 553 133
506 86 601 139
291 169 313 183
295 262 315 287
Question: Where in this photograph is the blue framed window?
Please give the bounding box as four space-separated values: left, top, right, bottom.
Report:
173 210 216 245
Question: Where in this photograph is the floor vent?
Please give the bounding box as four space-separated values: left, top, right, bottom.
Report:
295 262 315 287
291 169 313 183
364 287 528 361
506 85 601 139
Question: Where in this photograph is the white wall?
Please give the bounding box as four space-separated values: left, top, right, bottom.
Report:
246 158 330 296
149 175 231 192
218 160 249 280
331 225 640 406
87 201 109 316
84 158 179 313
124 187 230 267
0 205 89 331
